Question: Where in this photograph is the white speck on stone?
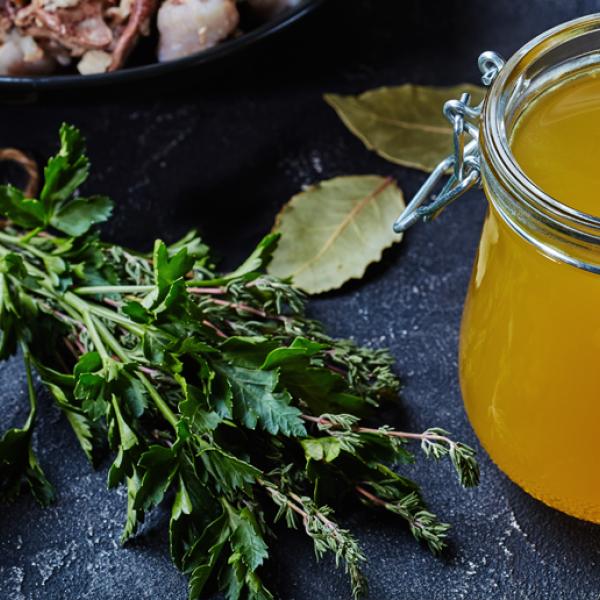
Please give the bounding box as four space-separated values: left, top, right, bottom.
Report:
505 506 546 564
465 560 478 576
32 541 77 586
0 566 25 600
311 152 323 174
508 510 525 535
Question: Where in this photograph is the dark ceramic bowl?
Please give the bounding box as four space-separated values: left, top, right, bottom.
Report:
0 0 324 91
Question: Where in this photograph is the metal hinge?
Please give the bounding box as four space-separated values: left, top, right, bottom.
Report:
393 51 505 233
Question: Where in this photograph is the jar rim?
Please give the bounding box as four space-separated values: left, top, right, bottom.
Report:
482 13 600 237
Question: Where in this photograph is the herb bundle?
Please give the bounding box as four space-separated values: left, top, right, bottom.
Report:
0 126 478 599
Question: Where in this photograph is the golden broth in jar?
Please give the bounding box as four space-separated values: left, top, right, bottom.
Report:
460 70 600 521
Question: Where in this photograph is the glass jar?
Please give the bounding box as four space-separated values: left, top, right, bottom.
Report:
396 14 600 522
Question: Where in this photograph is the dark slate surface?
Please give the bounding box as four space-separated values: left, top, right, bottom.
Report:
2 1 600 598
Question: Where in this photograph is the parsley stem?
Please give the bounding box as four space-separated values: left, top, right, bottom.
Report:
75 285 154 295
20 343 37 429
77 302 179 426
73 297 145 337
0 231 48 261
92 317 176 394
19 227 42 244
81 309 110 363
137 372 178 430
48 295 86 327
0 240 47 281
92 315 128 362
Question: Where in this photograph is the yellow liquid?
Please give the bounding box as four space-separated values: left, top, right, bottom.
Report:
460 72 600 521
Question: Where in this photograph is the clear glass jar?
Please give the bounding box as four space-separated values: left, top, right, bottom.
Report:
402 15 600 522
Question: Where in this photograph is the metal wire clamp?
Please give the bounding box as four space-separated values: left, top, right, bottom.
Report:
393 51 505 233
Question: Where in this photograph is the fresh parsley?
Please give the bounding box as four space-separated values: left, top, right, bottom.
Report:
0 125 479 599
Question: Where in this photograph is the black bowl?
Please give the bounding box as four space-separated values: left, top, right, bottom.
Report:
0 0 324 91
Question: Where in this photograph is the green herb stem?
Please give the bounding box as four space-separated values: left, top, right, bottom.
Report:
91 314 128 362
0 231 48 262
82 310 110 362
303 414 450 444
20 344 37 429
19 227 42 244
137 372 178 430
75 285 155 295
75 297 145 337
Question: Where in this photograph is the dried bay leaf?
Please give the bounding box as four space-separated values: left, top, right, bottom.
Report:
325 84 486 172
268 175 404 294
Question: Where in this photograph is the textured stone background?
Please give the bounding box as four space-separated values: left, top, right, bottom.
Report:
2 0 600 598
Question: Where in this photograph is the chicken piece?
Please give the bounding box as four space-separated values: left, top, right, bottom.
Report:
0 29 55 74
157 0 238 62
0 0 16 34
41 0 81 12
108 0 154 70
105 0 133 25
246 0 301 19
77 47 110 72
11 0 153 74
15 0 113 54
